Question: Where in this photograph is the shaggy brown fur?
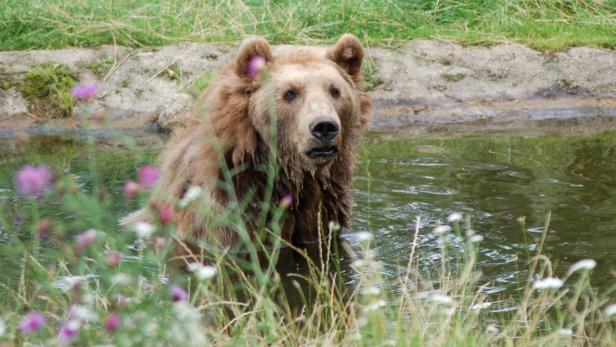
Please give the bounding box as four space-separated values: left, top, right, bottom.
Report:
124 34 372 252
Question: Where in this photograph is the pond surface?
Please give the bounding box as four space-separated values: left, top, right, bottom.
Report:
1 132 615 301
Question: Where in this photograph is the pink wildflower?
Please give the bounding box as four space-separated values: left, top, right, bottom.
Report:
158 205 173 224
123 180 140 199
105 252 122 268
154 237 166 251
57 320 80 344
75 229 97 253
15 165 53 198
138 165 159 189
116 295 129 309
19 311 46 334
280 194 293 209
104 313 120 332
71 83 97 100
247 56 266 77
170 285 188 302
38 219 52 239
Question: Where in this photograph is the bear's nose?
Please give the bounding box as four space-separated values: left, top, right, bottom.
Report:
310 117 340 142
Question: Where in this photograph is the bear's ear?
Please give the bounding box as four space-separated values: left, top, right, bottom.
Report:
234 36 273 79
327 34 364 79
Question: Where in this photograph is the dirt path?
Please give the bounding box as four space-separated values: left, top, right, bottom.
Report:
1 41 615 137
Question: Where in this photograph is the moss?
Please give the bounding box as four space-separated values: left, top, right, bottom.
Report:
82 56 114 78
437 58 453 66
0 67 16 91
164 62 183 82
17 64 77 118
0 78 16 91
556 79 579 94
83 62 106 78
442 73 466 82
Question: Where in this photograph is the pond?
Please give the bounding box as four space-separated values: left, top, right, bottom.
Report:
1 131 615 305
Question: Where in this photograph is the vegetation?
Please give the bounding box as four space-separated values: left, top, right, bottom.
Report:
1 4 616 342
0 64 78 119
19 64 78 119
1 0 615 51
0 95 615 346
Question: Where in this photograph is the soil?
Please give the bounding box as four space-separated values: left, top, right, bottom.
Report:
1 41 615 137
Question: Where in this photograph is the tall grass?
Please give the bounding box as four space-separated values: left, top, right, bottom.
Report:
1 87 615 346
0 0 615 51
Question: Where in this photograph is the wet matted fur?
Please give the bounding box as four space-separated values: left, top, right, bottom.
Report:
123 34 372 253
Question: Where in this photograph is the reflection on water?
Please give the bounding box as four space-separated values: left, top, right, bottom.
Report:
1 132 616 298
351 133 616 295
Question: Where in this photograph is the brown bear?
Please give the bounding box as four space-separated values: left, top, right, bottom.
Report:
124 34 371 253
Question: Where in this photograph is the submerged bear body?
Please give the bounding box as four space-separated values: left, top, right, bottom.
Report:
124 35 371 251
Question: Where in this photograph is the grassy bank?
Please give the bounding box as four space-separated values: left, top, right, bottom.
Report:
1 0 615 51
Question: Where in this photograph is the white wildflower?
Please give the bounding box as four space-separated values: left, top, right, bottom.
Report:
558 328 573 336
532 277 563 290
354 231 374 242
169 302 208 346
429 293 455 305
361 286 381 296
470 234 484 243
486 324 499 334
442 307 456 317
53 274 98 292
432 225 452 236
132 222 155 239
0 319 5 337
604 303 616 317
350 332 363 341
111 273 131 286
81 293 95 304
568 259 597 273
187 263 217 280
179 186 203 208
364 300 387 312
328 221 341 231
69 304 99 322
352 259 366 268
447 212 463 223
416 291 430 299
470 302 492 311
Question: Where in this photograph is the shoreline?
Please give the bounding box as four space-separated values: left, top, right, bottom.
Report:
1 40 615 137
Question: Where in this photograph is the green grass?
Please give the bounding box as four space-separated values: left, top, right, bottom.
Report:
0 0 615 51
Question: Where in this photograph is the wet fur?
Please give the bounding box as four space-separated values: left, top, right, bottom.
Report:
123 35 372 251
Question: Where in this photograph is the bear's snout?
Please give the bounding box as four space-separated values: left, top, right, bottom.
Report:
309 117 340 142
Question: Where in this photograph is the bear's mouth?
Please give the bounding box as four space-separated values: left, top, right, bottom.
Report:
306 146 338 159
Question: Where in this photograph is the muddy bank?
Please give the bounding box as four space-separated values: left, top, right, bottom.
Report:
1 41 615 136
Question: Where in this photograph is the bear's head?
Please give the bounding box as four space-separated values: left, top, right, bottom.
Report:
214 34 370 174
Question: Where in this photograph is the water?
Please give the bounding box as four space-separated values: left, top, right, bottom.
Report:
352 133 616 295
1 132 615 299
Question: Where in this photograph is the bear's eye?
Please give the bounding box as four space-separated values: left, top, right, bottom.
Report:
283 89 298 102
329 86 341 99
